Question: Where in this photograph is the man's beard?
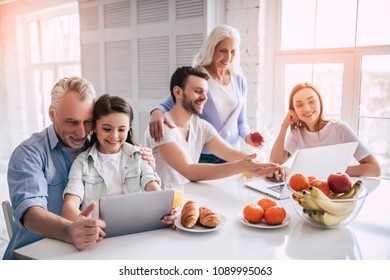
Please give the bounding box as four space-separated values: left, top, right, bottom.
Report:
181 94 202 115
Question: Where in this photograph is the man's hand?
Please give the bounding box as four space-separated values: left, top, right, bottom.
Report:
265 166 288 181
240 154 283 177
149 109 175 142
138 145 156 170
67 202 106 250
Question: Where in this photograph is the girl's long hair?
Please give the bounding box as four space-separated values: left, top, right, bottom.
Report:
89 94 136 147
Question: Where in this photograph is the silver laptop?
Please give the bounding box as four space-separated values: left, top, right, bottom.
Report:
99 190 174 238
245 142 358 200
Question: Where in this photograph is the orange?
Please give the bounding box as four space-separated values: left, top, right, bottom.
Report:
308 175 318 183
241 172 253 179
264 206 286 225
243 204 264 223
257 198 277 212
289 173 310 191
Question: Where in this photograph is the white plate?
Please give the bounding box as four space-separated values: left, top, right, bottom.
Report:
175 213 227 233
238 212 290 229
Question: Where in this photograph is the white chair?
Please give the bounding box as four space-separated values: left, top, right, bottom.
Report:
2 200 15 239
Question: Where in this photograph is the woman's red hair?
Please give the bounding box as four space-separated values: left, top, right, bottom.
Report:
288 82 327 132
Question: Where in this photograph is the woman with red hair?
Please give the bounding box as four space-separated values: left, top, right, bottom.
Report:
270 82 381 177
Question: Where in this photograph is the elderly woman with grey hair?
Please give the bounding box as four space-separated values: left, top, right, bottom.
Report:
149 25 263 164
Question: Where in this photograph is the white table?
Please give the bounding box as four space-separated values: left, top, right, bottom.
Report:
13 175 390 260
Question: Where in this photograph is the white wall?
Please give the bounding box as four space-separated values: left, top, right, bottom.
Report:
0 0 267 159
226 0 262 129
225 0 275 158
226 0 272 130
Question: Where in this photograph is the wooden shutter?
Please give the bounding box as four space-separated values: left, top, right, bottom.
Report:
78 0 219 138
105 40 132 98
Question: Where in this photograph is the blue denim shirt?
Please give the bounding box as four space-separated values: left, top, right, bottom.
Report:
4 125 82 259
64 142 160 218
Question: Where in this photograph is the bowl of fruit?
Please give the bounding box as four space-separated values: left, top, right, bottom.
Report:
288 172 368 228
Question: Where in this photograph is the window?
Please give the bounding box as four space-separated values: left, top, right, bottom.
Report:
359 55 390 175
271 0 390 177
284 63 344 119
23 3 81 130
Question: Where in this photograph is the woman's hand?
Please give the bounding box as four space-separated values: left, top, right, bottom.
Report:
149 109 175 142
245 131 264 148
283 110 299 127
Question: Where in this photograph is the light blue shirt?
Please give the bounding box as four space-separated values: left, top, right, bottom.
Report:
64 142 160 217
3 125 84 260
154 72 251 154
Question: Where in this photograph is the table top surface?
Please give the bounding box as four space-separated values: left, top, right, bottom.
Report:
14 175 390 260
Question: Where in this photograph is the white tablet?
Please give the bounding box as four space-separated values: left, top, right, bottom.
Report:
99 190 174 238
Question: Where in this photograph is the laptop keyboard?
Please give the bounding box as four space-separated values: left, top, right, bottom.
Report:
267 184 285 194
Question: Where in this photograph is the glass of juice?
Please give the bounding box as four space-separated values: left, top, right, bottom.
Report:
164 184 184 208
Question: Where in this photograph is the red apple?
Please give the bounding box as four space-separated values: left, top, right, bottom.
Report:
250 132 264 146
310 179 331 196
327 172 352 194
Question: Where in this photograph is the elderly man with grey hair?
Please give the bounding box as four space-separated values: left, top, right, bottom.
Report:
4 77 155 259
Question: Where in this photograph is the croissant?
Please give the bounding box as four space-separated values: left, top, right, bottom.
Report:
199 206 220 228
181 200 199 228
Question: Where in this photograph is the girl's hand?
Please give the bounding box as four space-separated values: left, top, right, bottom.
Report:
161 207 178 229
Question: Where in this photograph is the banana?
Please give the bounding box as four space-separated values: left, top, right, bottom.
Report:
291 191 303 201
318 212 351 226
302 208 322 215
337 180 362 199
328 192 344 199
303 208 350 226
308 213 322 223
303 209 324 223
298 196 323 211
302 189 310 196
308 186 356 215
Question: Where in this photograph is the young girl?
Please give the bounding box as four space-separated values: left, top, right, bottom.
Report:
270 82 381 177
62 94 175 226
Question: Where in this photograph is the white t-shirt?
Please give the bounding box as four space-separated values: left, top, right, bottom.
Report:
285 119 371 161
97 150 124 196
206 75 238 124
145 112 219 186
